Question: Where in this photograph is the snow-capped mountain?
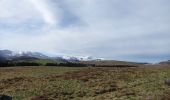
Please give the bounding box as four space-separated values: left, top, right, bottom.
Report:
0 50 104 62
62 55 104 61
0 50 13 58
16 51 48 59
0 50 48 59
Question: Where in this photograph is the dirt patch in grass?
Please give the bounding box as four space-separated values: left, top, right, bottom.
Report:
160 90 170 100
41 68 119 99
31 94 49 100
0 77 40 92
63 68 105 81
30 68 120 99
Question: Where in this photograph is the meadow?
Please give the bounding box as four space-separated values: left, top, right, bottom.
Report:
0 65 170 100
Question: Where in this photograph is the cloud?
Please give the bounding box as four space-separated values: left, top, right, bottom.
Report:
0 0 170 62
29 0 60 26
0 0 41 22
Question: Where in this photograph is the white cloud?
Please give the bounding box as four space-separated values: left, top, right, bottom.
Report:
29 0 60 26
0 0 42 22
0 0 170 62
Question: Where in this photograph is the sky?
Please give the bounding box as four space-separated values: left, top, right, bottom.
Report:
0 0 170 63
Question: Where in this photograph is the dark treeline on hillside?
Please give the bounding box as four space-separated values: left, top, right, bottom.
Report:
96 65 138 67
0 61 138 67
0 61 40 67
0 61 89 67
59 62 91 67
45 62 89 67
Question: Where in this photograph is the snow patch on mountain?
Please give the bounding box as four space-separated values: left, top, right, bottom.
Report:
62 55 104 61
0 50 48 59
0 50 104 61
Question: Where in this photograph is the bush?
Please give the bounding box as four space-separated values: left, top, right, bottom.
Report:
95 65 138 67
59 62 87 67
45 63 58 66
15 62 40 66
0 61 15 67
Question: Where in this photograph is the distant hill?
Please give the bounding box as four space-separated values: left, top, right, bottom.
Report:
0 56 6 62
0 50 68 65
11 56 39 61
0 50 48 59
0 50 104 63
159 60 170 65
80 60 143 67
0 49 147 67
0 50 13 58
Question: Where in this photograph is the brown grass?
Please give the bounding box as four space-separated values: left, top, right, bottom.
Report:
0 66 170 100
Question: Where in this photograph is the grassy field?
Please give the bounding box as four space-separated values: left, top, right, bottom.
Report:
0 66 170 100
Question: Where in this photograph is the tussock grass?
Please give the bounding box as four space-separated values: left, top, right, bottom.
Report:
0 66 170 100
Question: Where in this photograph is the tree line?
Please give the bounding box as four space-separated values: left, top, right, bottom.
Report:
0 61 89 67
0 61 137 67
0 61 40 67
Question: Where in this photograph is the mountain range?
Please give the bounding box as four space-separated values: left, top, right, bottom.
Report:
0 50 103 62
159 60 170 65
0 50 169 66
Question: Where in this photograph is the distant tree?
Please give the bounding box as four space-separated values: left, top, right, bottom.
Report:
96 64 138 67
0 61 15 67
15 62 40 66
45 63 58 66
59 62 87 67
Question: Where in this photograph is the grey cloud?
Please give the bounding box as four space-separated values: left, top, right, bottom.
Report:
0 0 170 63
